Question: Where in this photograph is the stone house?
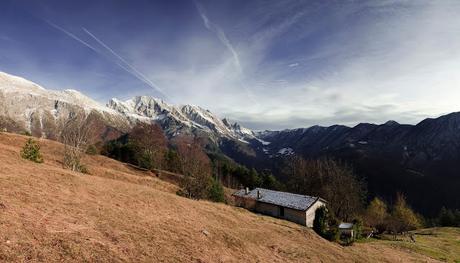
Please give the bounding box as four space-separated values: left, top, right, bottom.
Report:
233 188 327 227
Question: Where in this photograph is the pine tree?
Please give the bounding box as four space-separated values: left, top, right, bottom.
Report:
21 138 44 163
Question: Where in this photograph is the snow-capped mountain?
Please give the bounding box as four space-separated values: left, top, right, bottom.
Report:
107 96 255 141
0 71 254 142
0 72 129 139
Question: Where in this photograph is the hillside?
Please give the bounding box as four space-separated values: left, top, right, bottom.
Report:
245 113 460 216
0 132 441 262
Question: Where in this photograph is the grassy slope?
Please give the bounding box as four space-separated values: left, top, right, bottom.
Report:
379 228 460 263
0 132 442 262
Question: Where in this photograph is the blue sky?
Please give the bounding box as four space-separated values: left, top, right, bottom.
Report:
1 0 460 130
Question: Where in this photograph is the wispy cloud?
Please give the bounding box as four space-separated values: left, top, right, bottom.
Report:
81 28 168 100
194 1 242 74
194 1 259 105
45 20 168 99
45 20 100 53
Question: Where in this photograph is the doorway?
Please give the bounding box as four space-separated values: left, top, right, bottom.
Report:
279 206 285 217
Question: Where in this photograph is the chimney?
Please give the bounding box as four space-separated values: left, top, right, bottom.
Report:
257 190 262 199
245 187 249 195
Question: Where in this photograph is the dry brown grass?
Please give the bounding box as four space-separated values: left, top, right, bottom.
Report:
0 132 439 262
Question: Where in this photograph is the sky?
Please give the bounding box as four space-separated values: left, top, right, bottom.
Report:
1 0 460 130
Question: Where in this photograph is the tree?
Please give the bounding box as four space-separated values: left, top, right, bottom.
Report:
365 197 389 233
21 138 44 163
437 207 459 227
313 206 329 237
60 114 92 172
208 177 225 203
129 123 167 170
174 136 213 199
260 170 283 190
313 206 339 241
388 193 421 235
165 149 181 173
286 157 366 221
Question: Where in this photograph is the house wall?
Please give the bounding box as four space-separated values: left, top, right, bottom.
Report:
234 196 257 210
255 202 307 226
255 202 279 217
306 200 326 227
283 207 307 226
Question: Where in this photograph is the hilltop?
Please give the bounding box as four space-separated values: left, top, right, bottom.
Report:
0 132 439 262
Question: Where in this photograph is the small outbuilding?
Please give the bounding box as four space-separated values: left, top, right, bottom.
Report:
233 188 327 227
338 222 355 238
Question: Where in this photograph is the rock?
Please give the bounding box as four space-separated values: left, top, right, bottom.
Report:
201 230 210 236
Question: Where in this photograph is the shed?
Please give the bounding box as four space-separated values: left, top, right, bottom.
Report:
233 188 326 227
338 222 355 238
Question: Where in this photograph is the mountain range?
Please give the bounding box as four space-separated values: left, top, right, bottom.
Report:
1 71 459 215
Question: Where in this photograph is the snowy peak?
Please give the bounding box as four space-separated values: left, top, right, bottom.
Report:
0 71 255 142
107 96 255 140
222 118 254 137
0 71 46 93
0 71 114 114
180 104 232 135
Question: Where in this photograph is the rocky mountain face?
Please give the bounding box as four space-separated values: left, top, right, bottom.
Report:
0 72 130 141
0 71 254 143
106 96 255 142
253 114 460 215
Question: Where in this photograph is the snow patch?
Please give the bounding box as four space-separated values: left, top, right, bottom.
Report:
277 147 294 155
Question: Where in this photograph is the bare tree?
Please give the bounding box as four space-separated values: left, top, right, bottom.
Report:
173 136 212 199
130 122 167 170
387 193 421 238
60 113 92 172
285 156 366 221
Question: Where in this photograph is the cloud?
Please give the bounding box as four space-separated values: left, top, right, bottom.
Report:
81 28 168 100
45 20 100 53
194 1 242 74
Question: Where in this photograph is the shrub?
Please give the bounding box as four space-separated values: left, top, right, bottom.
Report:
21 131 32 136
208 178 225 203
86 145 98 155
313 206 329 237
352 218 363 240
365 197 389 234
387 193 421 235
63 153 89 173
138 151 156 170
21 138 44 163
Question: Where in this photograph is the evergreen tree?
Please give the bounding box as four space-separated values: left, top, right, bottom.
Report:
208 178 225 203
21 138 44 163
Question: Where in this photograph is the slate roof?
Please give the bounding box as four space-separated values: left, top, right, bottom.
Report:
339 223 354 229
233 188 324 211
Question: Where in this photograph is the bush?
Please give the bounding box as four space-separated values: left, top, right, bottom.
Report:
21 131 32 136
365 197 389 234
21 138 44 163
387 193 421 235
86 145 98 155
208 178 225 203
352 218 363 240
138 151 156 170
63 153 89 173
313 206 340 241
313 206 329 237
